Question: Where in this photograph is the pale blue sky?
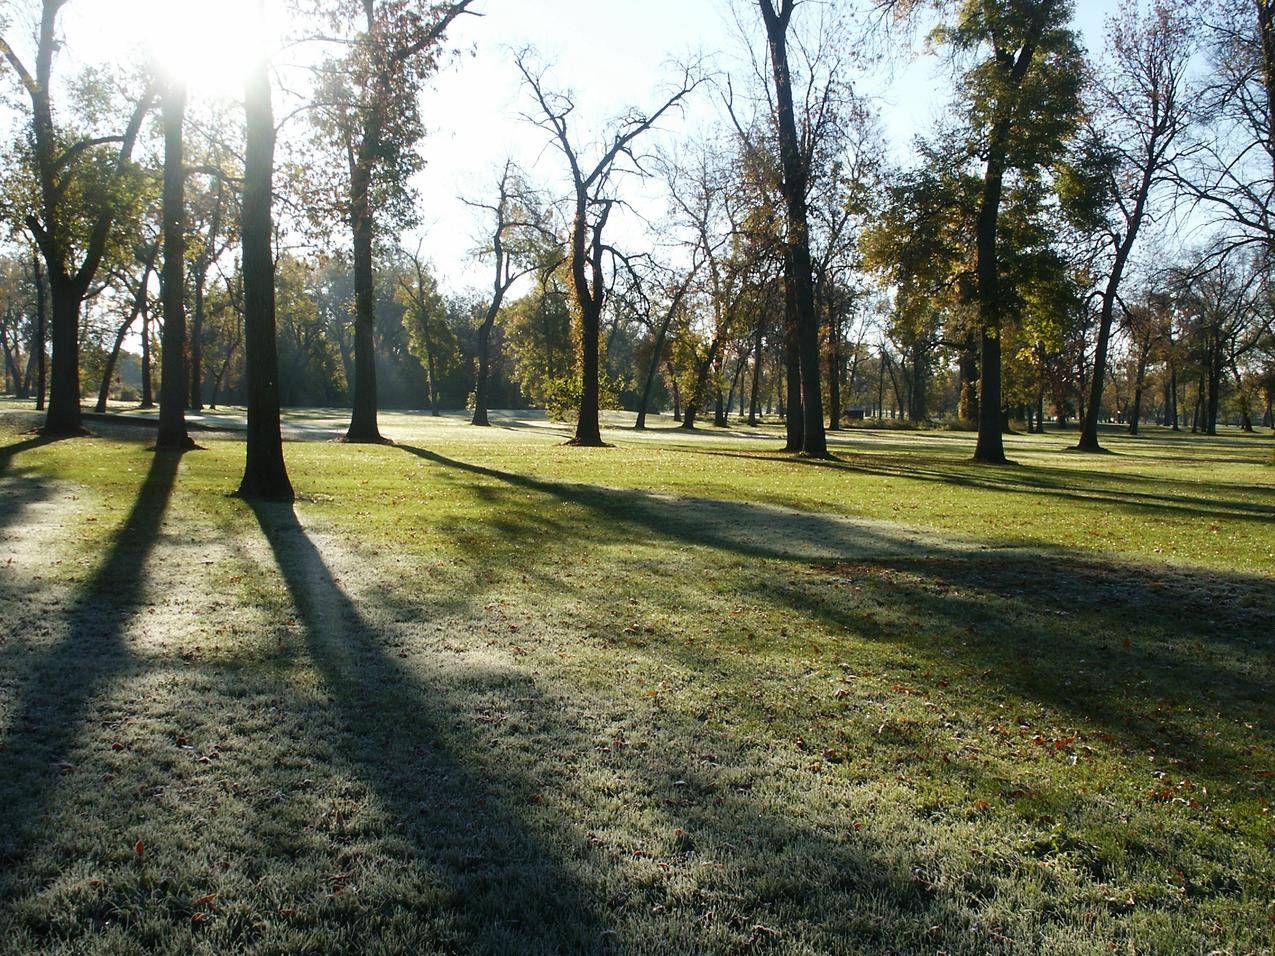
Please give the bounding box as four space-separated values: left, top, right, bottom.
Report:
413 0 1116 287
38 0 1120 290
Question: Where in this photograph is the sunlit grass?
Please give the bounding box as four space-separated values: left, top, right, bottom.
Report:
0 407 1271 953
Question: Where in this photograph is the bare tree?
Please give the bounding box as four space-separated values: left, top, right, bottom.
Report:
753 0 831 457
463 160 556 426
517 51 701 446
1077 0 1196 452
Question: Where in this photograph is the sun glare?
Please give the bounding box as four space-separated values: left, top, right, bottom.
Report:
142 0 270 96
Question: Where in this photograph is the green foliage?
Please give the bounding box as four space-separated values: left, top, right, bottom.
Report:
541 369 621 422
502 276 574 406
1053 130 1120 234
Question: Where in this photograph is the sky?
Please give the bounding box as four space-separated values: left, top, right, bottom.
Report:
22 0 1117 291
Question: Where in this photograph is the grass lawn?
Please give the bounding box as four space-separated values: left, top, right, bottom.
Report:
0 404 1272 954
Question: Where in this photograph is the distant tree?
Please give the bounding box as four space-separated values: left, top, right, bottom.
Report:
633 260 699 430
1175 250 1271 433
663 140 754 430
517 51 701 446
94 240 157 413
502 265 574 408
463 160 556 426
184 104 242 412
395 245 450 415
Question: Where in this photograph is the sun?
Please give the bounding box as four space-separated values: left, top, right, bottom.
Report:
142 0 274 96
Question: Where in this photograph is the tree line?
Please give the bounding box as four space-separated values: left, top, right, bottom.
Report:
0 0 1272 499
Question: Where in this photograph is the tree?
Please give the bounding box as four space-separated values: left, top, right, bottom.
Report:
396 245 449 415
1175 250 1271 434
0 1 153 435
155 76 192 450
923 0 1085 463
236 0 292 501
94 240 157 413
633 261 699 430
184 106 241 412
463 160 555 426
753 0 832 457
662 140 755 430
1075 0 1195 452
1120 289 1169 435
306 0 477 444
517 52 701 447
1185 0 1275 255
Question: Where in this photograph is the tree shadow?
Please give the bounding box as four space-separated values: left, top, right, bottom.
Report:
394 445 1272 781
670 446 1275 523
0 436 63 546
248 500 1015 952
0 435 64 477
247 500 610 954
0 449 183 871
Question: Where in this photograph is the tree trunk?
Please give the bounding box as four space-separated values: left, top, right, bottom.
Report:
723 351 747 426
682 338 723 430
827 303 841 430
190 266 205 411
32 252 47 411
1206 357 1222 435
574 297 604 444
2 332 18 395
958 333 978 424
972 141 1008 463
236 18 293 501
635 290 683 430
210 336 237 410
140 293 154 409
425 343 439 415
761 4 827 457
748 313 764 426
1080 297 1117 445
668 361 681 423
472 310 497 426
96 254 153 413
156 79 192 451
43 278 86 433
1233 363 1255 432
344 156 384 443
783 310 803 450
1168 356 1179 430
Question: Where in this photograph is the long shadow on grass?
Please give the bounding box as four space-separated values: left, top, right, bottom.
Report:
0 449 182 872
250 499 1001 952
0 435 61 541
397 446 1273 778
249 501 608 954
671 446 1275 523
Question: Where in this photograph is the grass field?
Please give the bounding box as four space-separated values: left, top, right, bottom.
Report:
0 404 1272 954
